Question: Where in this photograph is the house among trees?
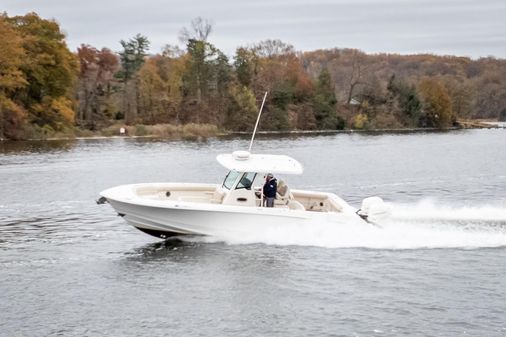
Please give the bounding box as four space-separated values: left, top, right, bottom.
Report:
349 98 361 106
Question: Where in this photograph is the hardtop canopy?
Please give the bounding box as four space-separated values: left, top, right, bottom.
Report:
216 151 303 175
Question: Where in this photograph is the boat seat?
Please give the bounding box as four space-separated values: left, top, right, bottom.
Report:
210 189 225 204
275 180 293 206
287 200 305 211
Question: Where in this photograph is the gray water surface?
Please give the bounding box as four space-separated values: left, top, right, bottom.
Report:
1 130 506 336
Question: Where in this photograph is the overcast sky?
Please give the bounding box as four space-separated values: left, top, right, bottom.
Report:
3 0 506 58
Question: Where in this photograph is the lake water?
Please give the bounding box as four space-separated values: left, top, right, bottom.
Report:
1 130 506 336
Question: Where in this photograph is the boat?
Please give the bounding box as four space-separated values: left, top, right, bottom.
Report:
99 93 390 239
99 150 390 239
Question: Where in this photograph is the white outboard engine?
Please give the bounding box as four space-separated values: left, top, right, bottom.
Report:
357 196 391 224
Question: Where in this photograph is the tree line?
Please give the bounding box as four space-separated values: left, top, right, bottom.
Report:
1 12 506 140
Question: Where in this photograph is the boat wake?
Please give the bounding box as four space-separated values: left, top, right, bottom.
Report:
184 199 506 249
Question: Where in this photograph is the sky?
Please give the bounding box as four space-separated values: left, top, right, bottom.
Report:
3 0 506 59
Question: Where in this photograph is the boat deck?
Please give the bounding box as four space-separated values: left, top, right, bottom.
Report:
134 183 345 213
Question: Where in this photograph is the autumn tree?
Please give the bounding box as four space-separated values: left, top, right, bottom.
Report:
251 40 295 91
234 47 257 87
157 48 187 123
224 85 258 131
136 46 187 124
0 15 27 139
77 45 119 126
232 41 305 131
6 12 77 133
137 58 165 123
472 69 506 119
96 48 121 119
418 78 454 128
248 40 300 130
441 76 473 118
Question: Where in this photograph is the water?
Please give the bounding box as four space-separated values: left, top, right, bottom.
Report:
1 130 506 336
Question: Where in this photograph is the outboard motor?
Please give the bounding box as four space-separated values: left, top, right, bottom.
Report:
357 196 391 224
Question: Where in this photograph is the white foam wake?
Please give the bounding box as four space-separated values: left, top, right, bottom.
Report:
389 199 506 225
185 200 506 249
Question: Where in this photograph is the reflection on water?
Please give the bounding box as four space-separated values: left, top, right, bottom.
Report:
0 139 77 154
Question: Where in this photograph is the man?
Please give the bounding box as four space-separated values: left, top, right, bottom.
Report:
263 173 277 207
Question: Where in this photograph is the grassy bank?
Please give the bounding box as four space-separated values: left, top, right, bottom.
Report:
2 119 501 142
34 123 223 141
100 123 221 140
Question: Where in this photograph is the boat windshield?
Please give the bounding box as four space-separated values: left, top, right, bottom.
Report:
236 172 256 190
223 171 240 190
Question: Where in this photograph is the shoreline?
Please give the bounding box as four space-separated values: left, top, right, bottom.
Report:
0 126 506 142
1 119 503 142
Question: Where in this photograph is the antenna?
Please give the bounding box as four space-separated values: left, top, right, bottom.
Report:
248 91 268 152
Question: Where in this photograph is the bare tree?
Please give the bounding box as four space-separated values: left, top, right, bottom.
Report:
161 44 184 58
346 49 370 105
179 17 213 43
253 39 295 58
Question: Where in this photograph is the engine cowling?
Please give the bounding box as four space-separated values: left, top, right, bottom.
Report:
357 196 391 223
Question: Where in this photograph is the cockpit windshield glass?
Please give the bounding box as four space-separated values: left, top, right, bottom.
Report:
236 172 256 190
223 171 240 190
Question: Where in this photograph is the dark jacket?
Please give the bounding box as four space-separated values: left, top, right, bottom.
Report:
263 178 277 198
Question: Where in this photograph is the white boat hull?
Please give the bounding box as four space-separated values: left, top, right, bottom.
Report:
101 183 367 239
